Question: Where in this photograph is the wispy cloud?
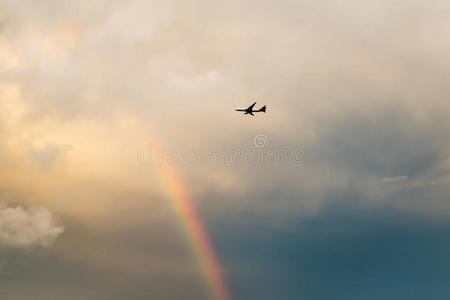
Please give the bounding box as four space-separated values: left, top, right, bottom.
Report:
382 176 408 183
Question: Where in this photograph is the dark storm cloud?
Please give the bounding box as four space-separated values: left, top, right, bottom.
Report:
212 200 450 300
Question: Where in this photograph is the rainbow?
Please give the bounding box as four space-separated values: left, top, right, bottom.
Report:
135 120 230 300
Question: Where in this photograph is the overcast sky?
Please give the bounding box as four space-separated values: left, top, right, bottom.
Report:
1 0 450 299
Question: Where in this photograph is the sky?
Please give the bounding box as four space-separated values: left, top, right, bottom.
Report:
1 0 450 299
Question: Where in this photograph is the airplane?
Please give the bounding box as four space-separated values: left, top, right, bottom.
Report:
235 102 267 116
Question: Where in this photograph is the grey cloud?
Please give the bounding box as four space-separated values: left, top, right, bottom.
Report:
193 104 449 221
314 107 446 179
28 143 72 168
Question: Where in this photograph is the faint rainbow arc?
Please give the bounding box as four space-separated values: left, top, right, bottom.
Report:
135 120 230 300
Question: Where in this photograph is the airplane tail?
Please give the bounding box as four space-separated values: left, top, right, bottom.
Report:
260 105 266 113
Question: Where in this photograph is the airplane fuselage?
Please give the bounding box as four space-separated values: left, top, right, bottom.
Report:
235 109 263 115
235 102 267 116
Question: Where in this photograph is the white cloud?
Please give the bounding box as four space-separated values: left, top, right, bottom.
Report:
0 205 64 248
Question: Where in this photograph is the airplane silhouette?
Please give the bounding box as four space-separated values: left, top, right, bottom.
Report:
235 102 267 116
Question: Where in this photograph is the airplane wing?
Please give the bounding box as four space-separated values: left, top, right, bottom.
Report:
247 102 257 111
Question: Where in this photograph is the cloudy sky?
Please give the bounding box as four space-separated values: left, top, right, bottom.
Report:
1 0 450 299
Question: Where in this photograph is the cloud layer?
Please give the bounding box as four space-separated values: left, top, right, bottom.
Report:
0 0 450 299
